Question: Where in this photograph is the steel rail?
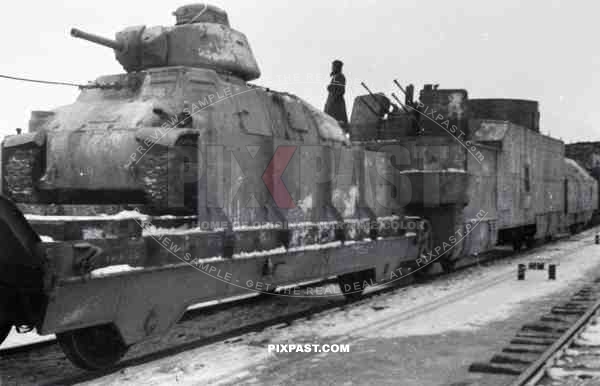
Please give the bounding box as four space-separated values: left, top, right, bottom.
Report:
510 299 600 386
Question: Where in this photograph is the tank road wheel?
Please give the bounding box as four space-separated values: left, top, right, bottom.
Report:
338 270 373 301
57 324 128 370
0 325 10 345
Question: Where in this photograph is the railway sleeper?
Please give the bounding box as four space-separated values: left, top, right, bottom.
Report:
468 362 524 375
489 354 534 365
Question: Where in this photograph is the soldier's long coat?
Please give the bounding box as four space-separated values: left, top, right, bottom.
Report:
324 72 348 124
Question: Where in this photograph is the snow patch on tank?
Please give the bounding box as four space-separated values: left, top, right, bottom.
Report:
143 225 223 236
304 103 349 143
297 194 313 214
82 227 118 240
40 235 55 243
167 23 261 81
332 185 359 218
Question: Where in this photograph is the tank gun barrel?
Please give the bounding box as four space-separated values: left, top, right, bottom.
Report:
70 28 124 51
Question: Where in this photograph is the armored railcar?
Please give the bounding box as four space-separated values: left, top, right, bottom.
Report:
0 4 430 369
470 115 565 250
350 92 598 256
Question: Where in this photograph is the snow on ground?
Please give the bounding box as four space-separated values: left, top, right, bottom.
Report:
75 228 600 386
287 236 600 339
82 343 270 386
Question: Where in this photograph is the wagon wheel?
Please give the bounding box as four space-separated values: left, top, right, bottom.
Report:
338 270 373 300
439 258 457 273
569 224 577 235
0 324 10 346
525 236 536 249
414 220 435 278
512 238 523 252
57 324 128 370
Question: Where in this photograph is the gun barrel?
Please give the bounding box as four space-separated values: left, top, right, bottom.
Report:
70 28 124 51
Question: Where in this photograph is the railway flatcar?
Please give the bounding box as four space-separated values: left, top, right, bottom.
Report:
0 4 431 370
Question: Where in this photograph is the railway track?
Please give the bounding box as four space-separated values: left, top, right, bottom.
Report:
510 294 600 385
469 283 600 379
0 230 595 385
459 229 600 386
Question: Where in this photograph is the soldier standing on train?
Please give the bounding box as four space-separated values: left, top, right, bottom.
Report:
324 59 348 125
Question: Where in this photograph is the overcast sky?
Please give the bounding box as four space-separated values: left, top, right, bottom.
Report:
1 0 598 143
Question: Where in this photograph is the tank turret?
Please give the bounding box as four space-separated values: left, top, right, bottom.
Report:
71 4 260 80
1 3 350 218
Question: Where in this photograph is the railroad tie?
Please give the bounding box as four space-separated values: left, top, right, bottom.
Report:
550 306 586 315
468 362 525 375
509 337 555 346
515 332 562 340
502 346 545 355
468 284 600 383
521 323 566 333
489 354 534 366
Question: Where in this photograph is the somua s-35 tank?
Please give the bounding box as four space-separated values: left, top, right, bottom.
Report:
0 4 430 369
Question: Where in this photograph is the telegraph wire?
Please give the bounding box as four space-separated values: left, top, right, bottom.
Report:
0 74 83 88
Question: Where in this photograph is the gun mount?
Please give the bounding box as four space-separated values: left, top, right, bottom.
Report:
70 4 260 80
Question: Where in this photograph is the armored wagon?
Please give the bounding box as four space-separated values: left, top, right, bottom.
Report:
350 92 598 256
0 4 430 369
